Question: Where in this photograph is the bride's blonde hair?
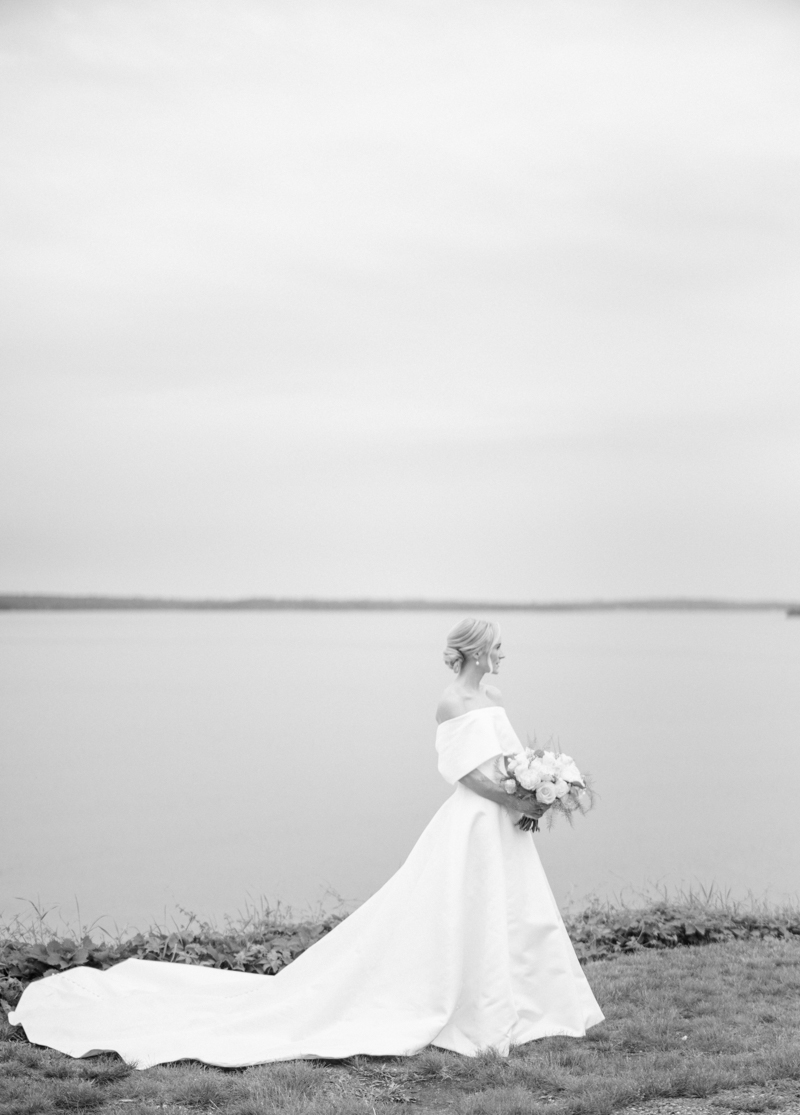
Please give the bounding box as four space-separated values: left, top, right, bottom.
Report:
443 618 499 674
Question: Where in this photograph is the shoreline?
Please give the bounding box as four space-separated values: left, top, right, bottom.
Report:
2 593 799 613
3 892 799 1007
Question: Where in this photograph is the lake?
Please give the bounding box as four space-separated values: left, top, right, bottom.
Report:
1 609 798 932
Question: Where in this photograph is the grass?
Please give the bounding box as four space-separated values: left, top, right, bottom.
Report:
1 945 799 1113
2 894 800 1114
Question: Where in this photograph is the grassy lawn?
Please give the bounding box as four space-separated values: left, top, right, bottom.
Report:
2 936 799 1114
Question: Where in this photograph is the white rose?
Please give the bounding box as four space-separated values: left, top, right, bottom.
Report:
503 778 518 795
538 752 558 776
535 780 557 805
559 761 584 785
517 769 540 792
535 764 553 784
553 778 570 799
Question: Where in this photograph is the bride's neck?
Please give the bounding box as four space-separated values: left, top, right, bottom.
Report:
457 663 488 693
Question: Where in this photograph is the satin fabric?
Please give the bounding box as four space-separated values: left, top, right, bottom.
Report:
9 707 603 1067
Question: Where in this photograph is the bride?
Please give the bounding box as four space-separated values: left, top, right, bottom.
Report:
10 618 604 1068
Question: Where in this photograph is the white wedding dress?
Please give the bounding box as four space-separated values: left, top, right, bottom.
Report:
10 706 603 1067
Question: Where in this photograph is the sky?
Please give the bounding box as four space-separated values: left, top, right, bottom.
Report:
1 0 799 601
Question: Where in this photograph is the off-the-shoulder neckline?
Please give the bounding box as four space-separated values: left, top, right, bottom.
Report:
436 705 507 728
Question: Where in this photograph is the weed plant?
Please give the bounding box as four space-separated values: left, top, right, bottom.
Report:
0 896 347 1015
2 886 798 1014
566 884 800 964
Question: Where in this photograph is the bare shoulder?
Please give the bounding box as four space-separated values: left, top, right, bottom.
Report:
435 683 505 724
436 688 468 724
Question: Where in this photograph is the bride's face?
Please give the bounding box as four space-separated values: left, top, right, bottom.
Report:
488 638 504 675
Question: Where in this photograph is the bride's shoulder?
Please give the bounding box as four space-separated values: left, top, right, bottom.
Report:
436 688 466 724
435 684 505 724
432 682 470 726
483 684 504 705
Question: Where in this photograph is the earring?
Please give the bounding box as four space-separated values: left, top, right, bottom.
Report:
474 656 480 665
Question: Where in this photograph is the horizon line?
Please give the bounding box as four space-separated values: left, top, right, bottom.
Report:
1 593 798 613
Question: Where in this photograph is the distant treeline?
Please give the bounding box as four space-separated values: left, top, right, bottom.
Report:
1 594 799 613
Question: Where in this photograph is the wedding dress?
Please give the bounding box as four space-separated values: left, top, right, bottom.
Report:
9 706 603 1067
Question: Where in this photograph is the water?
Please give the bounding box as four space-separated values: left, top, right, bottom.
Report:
1 610 798 932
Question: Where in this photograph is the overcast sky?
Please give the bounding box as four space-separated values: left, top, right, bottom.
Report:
1 0 798 600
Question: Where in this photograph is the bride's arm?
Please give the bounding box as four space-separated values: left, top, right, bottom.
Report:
459 769 548 819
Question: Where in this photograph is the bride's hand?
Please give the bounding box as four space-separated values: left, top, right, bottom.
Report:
512 795 550 820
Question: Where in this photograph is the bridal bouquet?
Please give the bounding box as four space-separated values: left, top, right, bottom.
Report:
501 746 593 832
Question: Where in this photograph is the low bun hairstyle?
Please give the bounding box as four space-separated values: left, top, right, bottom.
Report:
443 618 500 674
